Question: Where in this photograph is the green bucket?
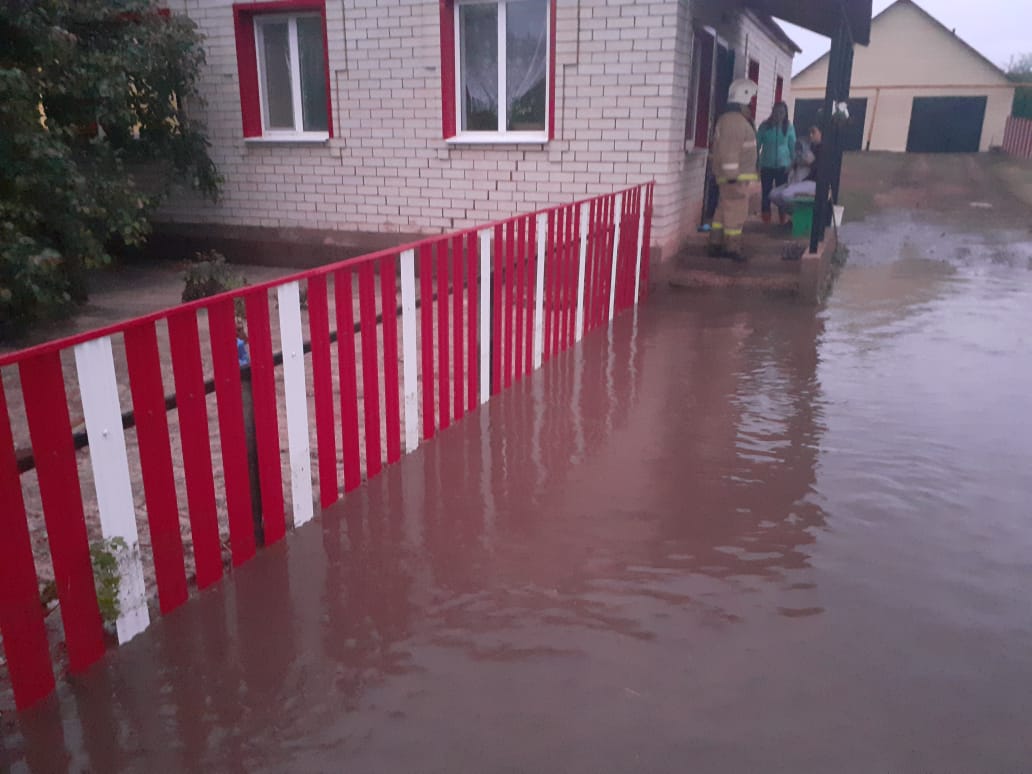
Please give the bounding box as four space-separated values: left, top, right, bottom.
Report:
791 195 816 239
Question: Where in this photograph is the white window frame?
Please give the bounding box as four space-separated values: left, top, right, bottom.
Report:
253 12 329 142
451 0 550 145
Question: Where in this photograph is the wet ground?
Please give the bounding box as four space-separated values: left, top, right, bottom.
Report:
3 154 1032 772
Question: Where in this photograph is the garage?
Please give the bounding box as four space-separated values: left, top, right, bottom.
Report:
790 1 1014 153
906 96 987 152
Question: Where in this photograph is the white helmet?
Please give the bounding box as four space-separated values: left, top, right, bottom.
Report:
728 78 758 105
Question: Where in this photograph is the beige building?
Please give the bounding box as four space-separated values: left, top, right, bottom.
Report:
791 0 1014 153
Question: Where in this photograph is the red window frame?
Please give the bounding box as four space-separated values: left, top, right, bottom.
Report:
747 58 760 117
689 30 714 150
233 0 334 139
438 0 557 141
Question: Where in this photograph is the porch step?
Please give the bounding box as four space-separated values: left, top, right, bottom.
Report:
667 267 800 295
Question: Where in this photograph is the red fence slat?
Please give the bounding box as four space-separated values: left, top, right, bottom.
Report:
466 230 478 413
419 243 436 438
642 183 655 300
124 322 188 614
589 197 602 330
492 223 503 395
437 240 451 431
504 220 515 389
359 262 382 479
167 309 223 589
0 382 56 709
244 290 287 543
209 299 256 566
565 202 578 349
525 214 536 376
307 274 338 508
381 257 402 465
19 352 105 674
515 215 526 382
1002 116 1032 160
545 208 557 361
452 234 464 421
334 269 362 493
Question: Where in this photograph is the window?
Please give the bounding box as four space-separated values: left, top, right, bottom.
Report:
439 0 556 143
775 75 784 105
233 1 333 141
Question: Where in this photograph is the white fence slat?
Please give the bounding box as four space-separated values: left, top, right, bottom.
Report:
278 281 314 527
74 336 150 645
608 192 623 321
634 186 646 306
400 249 420 454
575 202 589 342
479 229 492 404
533 213 547 370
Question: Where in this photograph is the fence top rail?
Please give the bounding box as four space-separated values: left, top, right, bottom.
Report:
0 182 653 369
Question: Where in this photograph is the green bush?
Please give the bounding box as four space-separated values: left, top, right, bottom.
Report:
1 1 220 332
90 537 127 624
182 250 245 303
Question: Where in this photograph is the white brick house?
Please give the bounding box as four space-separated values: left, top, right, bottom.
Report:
159 0 798 263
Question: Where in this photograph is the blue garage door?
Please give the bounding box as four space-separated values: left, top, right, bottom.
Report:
906 96 986 153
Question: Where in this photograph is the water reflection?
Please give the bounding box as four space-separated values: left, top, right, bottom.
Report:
2 294 832 771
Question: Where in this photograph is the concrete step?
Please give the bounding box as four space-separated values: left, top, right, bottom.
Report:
667 267 800 295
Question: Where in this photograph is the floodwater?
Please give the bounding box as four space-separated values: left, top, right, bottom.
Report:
3 215 1032 772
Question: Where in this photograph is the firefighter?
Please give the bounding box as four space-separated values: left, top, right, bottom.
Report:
708 78 760 260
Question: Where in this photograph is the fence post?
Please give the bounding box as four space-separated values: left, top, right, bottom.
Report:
634 186 646 305
608 192 623 322
400 249 420 453
575 201 589 342
533 212 547 370
74 336 150 645
277 281 313 528
479 229 491 405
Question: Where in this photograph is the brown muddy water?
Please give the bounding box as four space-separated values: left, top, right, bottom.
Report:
2 213 1032 772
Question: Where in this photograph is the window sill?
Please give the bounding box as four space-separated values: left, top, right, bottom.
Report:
245 133 330 144
447 131 548 146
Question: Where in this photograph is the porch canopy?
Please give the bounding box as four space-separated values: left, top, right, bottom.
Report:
746 0 872 44
745 0 874 252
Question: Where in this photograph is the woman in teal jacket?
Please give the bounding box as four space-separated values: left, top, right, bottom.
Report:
756 102 795 224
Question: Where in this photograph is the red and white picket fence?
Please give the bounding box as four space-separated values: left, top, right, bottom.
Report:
1002 115 1032 160
0 182 654 710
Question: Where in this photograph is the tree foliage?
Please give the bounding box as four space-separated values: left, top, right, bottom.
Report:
1006 53 1032 119
0 0 220 332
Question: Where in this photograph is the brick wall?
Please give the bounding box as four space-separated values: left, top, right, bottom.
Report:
163 0 793 260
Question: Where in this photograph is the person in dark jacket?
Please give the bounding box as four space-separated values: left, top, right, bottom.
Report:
770 125 822 213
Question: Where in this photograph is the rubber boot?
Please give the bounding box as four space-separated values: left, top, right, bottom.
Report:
778 210 788 226
762 211 772 225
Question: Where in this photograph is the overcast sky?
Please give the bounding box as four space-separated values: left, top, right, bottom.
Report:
778 0 1029 76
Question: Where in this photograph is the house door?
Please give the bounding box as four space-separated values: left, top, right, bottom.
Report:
747 59 760 117
793 98 868 151
714 44 734 119
906 96 986 152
